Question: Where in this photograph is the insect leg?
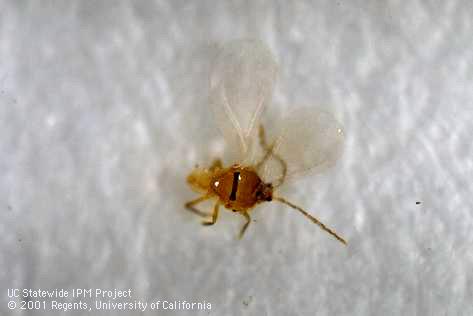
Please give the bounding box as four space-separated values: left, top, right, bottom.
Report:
255 125 275 169
238 211 251 239
202 202 220 226
255 125 287 187
271 156 287 188
258 124 269 148
273 196 347 245
185 195 213 217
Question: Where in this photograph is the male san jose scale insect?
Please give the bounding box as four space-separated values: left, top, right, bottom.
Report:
186 40 347 245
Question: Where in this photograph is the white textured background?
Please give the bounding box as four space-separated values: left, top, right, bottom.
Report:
1 1 473 315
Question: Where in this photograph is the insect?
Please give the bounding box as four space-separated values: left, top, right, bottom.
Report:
185 40 347 245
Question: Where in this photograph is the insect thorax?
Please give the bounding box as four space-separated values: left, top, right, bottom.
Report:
211 165 272 211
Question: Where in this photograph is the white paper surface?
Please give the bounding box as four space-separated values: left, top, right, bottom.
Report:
1 1 472 315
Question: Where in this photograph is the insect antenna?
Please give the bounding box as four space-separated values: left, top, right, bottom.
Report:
272 196 347 245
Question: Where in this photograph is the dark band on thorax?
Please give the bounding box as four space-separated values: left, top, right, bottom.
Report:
229 172 240 201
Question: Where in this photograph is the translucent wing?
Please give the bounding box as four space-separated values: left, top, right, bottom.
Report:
261 107 345 184
209 39 278 161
